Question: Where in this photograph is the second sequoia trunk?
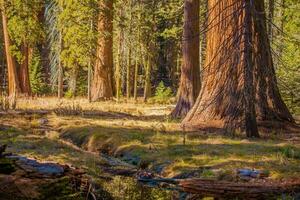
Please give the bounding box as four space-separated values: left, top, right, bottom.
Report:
171 0 200 118
183 0 294 133
19 44 32 96
91 0 114 101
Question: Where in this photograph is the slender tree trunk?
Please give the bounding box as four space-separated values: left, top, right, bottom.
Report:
126 1 133 100
88 59 91 102
1 6 20 97
143 56 151 102
183 0 294 134
116 31 122 101
134 9 141 101
87 20 93 103
58 64 63 99
133 55 139 101
58 33 63 99
115 7 125 102
19 44 32 96
69 68 77 97
171 0 200 118
126 48 131 99
91 0 114 101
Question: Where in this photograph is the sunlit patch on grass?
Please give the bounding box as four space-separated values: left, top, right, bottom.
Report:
0 97 300 181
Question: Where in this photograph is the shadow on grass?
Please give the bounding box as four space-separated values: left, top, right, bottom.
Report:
58 124 300 177
6 108 171 122
1 123 300 179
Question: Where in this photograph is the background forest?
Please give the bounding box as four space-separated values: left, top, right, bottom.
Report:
1 0 300 199
0 0 298 114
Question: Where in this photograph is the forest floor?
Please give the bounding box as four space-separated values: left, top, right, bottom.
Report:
1 97 300 198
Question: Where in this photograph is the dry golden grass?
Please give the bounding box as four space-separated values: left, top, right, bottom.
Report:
16 97 174 116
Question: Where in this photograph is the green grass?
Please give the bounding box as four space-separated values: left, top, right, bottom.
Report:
1 98 300 181
50 122 300 179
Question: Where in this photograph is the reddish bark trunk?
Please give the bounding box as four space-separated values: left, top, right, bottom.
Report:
91 0 114 101
179 178 300 199
244 0 259 137
19 44 32 96
183 0 294 133
1 7 20 96
171 0 201 118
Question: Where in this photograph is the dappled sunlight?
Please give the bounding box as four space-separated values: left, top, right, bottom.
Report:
0 98 300 199
0 0 299 198
1 108 300 180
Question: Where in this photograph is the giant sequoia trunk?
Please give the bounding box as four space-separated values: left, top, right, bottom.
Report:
91 0 114 101
171 0 201 118
183 0 294 134
19 44 32 96
1 7 20 96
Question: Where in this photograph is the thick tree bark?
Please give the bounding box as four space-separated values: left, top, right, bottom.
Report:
1 6 20 97
179 178 300 199
19 44 32 96
244 0 259 137
139 177 300 199
171 0 200 118
183 0 294 134
91 0 114 101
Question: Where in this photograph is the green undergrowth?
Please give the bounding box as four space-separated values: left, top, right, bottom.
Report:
58 123 300 179
103 176 171 200
39 177 85 200
0 126 173 200
1 113 300 181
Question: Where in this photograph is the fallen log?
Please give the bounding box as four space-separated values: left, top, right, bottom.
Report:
181 179 300 199
138 177 300 199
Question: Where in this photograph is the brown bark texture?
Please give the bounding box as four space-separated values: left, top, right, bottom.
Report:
1 6 20 96
91 0 114 101
244 0 259 137
171 0 201 118
18 44 32 96
183 0 294 132
179 178 300 199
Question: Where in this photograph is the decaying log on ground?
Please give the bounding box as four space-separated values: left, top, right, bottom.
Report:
139 177 300 199
179 178 300 199
0 151 102 199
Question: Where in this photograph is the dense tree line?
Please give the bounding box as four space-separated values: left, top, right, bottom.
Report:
0 0 299 136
